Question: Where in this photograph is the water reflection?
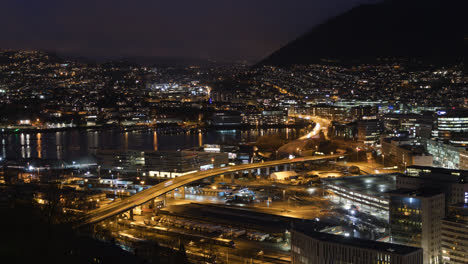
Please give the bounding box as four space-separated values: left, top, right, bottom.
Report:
0 128 302 161
37 133 42 159
124 132 128 150
56 132 62 160
153 131 158 151
2 138 5 159
26 134 31 158
198 131 203 147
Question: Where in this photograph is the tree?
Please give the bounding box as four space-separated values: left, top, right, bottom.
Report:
255 134 285 152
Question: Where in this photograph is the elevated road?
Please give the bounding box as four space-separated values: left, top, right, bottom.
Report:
79 154 343 226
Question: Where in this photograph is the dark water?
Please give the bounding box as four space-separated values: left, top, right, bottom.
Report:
0 128 303 161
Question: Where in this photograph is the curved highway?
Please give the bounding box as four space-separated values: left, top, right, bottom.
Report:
79 154 343 226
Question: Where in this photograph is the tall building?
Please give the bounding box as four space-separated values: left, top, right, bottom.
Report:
292 227 423 264
441 203 468 264
389 189 445 264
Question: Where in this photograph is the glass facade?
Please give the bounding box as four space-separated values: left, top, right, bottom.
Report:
426 140 461 169
390 196 423 247
432 111 468 140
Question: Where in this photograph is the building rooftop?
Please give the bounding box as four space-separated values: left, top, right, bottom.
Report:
406 166 468 183
294 225 422 256
322 173 398 198
387 188 444 198
407 165 468 176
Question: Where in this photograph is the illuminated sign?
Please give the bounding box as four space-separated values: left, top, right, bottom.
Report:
200 164 214 171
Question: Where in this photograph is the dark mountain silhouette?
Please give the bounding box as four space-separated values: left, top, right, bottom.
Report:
260 0 467 66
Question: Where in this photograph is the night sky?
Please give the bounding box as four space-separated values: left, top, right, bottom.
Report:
1 0 380 63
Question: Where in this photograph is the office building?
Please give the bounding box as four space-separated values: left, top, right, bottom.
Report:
357 119 382 145
382 113 433 138
352 105 379 120
441 203 468 264
329 121 358 140
381 137 433 169
97 150 229 178
401 166 468 206
389 189 445 264
242 110 288 126
432 110 468 140
145 150 228 178
426 139 466 169
292 227 423 264
210 111 242 126
458 149 468 170
96 149 145 173
308 104 348 121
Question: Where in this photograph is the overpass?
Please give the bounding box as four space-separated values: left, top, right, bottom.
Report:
78 154 343 226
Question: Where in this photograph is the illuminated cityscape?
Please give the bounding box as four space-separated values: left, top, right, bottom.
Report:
1 0 467 264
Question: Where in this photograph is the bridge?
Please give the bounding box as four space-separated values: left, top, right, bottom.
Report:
78 154 343 226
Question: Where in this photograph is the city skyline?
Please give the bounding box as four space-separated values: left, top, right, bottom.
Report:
1 1 467 264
